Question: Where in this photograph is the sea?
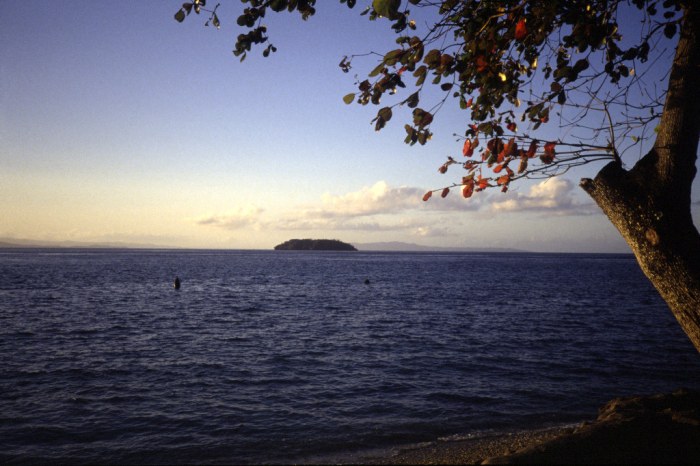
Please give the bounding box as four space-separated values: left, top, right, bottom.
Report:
1 249 699 464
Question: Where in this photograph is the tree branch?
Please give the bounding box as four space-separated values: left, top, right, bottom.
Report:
653 4 700 191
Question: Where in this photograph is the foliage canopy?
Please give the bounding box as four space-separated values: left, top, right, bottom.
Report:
174 0 685 200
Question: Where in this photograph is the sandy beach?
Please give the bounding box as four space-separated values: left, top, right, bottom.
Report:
362 425 576 464
357 388 700 464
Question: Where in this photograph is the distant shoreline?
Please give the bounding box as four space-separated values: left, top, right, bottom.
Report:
0 237 635 255
0 243 634 255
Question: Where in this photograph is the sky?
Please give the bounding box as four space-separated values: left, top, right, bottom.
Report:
1 1 698 252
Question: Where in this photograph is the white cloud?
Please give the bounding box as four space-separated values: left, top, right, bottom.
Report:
313 181 423 217
307 180 481 218
193 181 479 237
195 206 264 230
192 179 599 238
273 215 457 234
489 178 597 216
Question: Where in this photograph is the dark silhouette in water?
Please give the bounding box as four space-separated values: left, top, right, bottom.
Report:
364 278 370 285
174 277 181 290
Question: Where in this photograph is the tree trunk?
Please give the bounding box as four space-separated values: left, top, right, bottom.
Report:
580 4 700 352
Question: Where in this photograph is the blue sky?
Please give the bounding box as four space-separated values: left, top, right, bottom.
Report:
1 1 697 252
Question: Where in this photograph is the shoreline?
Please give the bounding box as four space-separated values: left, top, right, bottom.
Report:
331 388 700 465
359 424 578 465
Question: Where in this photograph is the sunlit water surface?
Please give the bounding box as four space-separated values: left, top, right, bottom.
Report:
1 249 699 464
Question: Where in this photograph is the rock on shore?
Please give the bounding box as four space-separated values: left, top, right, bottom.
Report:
366 389 699 465
483 388 700 464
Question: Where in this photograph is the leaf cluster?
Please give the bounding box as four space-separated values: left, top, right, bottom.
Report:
174 0 685 199
175 0 221 28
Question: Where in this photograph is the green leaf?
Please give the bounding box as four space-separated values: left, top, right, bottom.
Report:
404 91 419 108
572 59 589 74
375 116 386 131
413 65 427 86
384 49 404 66
174 8 186 22
270 0 287 12
663 23 676 39
369 62 386 77
412 108 433 128
404 124 417 145
373 0 401 20
423 49 441 68
343 93 356 105
378 106 393 122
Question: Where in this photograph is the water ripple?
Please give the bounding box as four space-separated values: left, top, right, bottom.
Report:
1 250 699 463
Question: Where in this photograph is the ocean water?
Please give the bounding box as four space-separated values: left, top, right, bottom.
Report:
1 249 699 464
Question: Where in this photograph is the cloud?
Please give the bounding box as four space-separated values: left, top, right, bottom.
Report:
305 180 481 218
273 215 455 234
195 206 264 230
489 178 597 216
312 181 423 218
193 181 477 236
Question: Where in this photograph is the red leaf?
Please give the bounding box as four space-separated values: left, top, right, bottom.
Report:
438 164 448 174
441 187 450 198
493 163 504 173
475 55 488 73
540 153 555 164
487 137 503 154
497 174 511 185
544 141 556 155
423 191 433 201
462 181 474 198
541 141 556 163
496 138 514 163
464 160 478 171
507 122 517 132
526 140 538 158
462 139 474 157
506 138 517 157
518 157 528 174
514 19 527 41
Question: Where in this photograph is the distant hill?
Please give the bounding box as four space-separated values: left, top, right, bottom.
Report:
352 241 525 253
0 237 170 249
274 239 357 251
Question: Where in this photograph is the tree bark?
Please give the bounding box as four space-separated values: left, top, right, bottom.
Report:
581 4 700 352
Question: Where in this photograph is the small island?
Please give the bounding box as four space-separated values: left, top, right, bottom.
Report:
274 239 357 251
